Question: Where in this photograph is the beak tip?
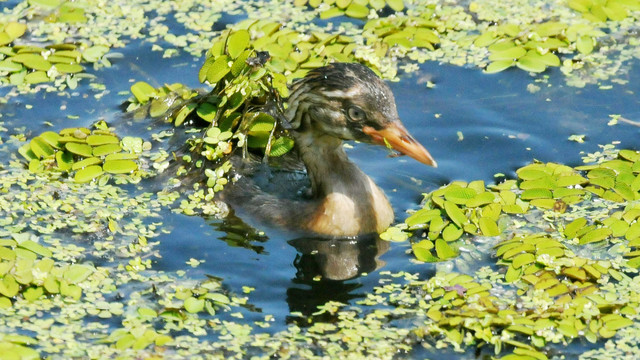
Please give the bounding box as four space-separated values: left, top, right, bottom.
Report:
364 123 438 169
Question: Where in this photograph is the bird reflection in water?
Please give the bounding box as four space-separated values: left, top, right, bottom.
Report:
286 234 389 319
289 235 389 281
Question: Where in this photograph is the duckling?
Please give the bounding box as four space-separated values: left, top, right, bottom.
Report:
226 63 436 237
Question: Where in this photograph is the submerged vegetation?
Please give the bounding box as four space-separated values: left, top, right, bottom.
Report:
0 0 639 358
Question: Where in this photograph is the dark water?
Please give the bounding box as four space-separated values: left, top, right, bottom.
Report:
2 33 640 341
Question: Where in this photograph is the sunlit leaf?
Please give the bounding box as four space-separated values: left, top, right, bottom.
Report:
74 165 103 183
227 30 250 59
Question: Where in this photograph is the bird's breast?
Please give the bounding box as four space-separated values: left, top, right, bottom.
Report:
305 178 394 237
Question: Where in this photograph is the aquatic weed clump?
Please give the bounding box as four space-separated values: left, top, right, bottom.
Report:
377 145 640 357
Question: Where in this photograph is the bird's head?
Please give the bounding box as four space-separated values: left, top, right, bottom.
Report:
286 62 437 167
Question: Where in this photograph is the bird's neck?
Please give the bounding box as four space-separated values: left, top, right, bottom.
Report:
294 130 351 195
293 130 394 236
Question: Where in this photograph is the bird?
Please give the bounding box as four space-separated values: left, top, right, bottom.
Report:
224 62 436 238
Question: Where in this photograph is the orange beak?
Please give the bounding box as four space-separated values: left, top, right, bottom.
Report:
363 122 437 167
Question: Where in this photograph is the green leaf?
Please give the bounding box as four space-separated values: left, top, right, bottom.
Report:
72 157 102 170
196 102 218 122
603 2 628 21
92 143 122 157
231 49 252 76
479 217 500 236
130 81 157 103
18 142 36 161
4 22 27 40
206 55 231 84
516 55 547 73
248 113 275 133
0 59 23 72
512 252 535 269
105 153 138 161
18 240 52 257
0 32 10 47
82 45 109 62
24 70 50 84
568 0 590 12
405 209 441 227
435 238 457 259
269 137 294 157
485 60 513 73
410 240 436 260
184 296 205 313
320 7 345 19
40 131 61 148
579 228 612 244
29 0 62 7
442 223 463 241
11 53 52 71
103 159 138 174
227 30 250 59
30 137 54 159
345 3 369 18
489 46 526 61
467 192 495 207
474 32 497 47
199 57 215 83
521 188 552 200
0 274 19 297
173 103 197 127
74 165 103 183
386 0 404 11
55 63 83 73
86 134 119 146
336 0 351 8
23 286 44 301
444 201 467 227
534 21 567 37
576 35 594 54
63 264 94 284
603 314 633 330
444 186 476 205
65 142 93 157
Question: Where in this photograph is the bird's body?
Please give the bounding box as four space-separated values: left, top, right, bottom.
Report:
225 63 436 237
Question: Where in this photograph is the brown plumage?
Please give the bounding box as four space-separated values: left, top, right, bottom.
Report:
225 63 436 237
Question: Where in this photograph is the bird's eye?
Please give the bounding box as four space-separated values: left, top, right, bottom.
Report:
347 106 366 121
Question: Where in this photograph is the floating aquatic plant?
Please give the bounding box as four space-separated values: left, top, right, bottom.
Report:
376 146 640 358
0 23 110 88
568 0 640 22
18 122 148 184
294 0 405 19
476 21 605 74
